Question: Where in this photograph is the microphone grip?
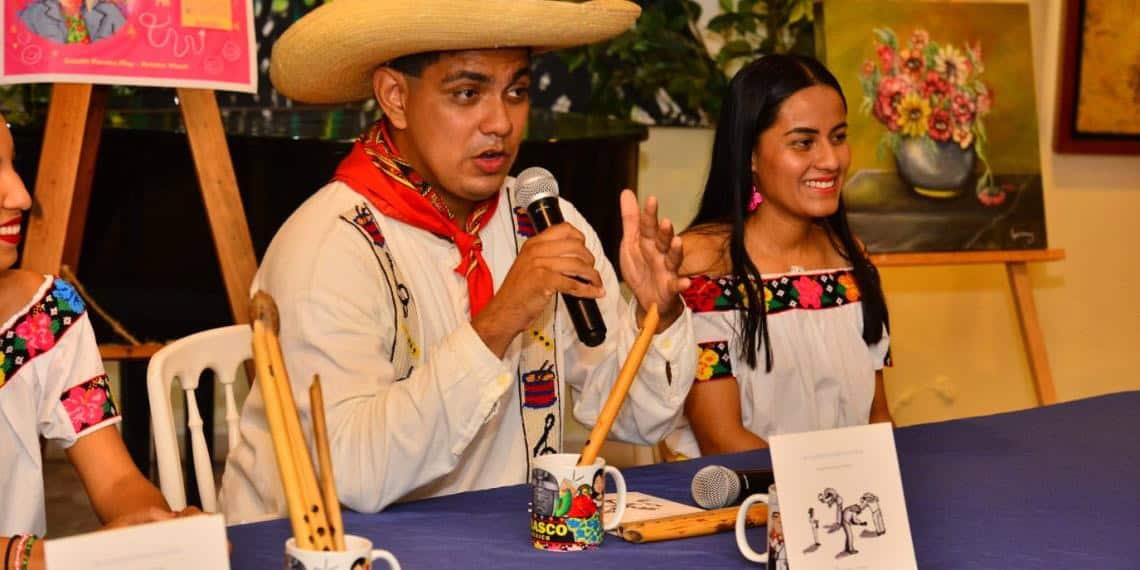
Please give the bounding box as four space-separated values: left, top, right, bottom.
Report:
736 469 776 499
526 197 607 347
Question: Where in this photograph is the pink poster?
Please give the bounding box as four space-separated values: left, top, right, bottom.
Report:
0 0 255 93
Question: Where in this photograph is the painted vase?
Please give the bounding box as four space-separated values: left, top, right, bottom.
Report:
894 138 975 199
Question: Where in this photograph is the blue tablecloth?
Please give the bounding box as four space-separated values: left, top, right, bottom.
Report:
229 391 1140 569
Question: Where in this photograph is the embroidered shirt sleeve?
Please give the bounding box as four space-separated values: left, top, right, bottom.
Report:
34 278 119 445
695 340 734 382
61 374 120 435
683 277 740 383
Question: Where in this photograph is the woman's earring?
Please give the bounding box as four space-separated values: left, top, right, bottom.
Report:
748 184 763 212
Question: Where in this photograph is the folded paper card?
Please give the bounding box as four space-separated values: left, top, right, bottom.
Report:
769 422 917 569
45 513 229 570
603 490 702 535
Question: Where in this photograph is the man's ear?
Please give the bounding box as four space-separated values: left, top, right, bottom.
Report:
372 67 411 129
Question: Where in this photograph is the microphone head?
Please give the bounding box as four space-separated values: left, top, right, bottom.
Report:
691 465 740 509
514 166 559 207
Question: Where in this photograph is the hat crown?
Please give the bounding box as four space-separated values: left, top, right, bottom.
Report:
269 0 641 104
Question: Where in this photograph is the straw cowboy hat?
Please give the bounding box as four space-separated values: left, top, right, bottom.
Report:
270 0 641 104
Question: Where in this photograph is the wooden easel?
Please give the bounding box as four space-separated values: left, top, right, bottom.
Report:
19 83 257 359
869 249 1066 406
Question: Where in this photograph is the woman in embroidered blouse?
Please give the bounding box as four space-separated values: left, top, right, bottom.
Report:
666 55 893 458
0 115 181 568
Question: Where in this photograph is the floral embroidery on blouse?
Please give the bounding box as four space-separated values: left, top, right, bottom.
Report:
695 340 733 382
61 374 120 434
1 278 86 389
682 270 862 316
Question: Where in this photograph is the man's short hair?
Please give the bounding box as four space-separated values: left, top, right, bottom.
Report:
385 48 533 78
385 51 443 77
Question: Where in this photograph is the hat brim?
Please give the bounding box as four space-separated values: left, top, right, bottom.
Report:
270 0 641 104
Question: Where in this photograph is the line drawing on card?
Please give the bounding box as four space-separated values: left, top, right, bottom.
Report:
818 487 844 533
860 492 886 536
803 507 821 553
837 504 868 557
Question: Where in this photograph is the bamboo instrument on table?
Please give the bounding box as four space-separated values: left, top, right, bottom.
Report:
578 303 660 466
263 307 334 550
617 503 768 544
250 292 336 551
249 300 309 548
310 375 346 550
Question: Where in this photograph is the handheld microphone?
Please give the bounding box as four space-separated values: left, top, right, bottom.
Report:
690 465 776 509
513 167 607 347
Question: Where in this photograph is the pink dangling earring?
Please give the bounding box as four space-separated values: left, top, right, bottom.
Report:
748 184 763 212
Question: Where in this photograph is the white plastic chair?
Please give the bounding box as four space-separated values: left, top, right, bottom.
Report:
147 324 249 512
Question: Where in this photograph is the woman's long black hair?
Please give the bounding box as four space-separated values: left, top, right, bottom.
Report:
689 54 889 371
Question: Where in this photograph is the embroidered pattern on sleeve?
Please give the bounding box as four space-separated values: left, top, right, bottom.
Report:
61 374 120 435
1 279 87 390
695 340 733 382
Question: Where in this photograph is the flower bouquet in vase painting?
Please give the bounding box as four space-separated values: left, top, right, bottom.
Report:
860 28 1002 204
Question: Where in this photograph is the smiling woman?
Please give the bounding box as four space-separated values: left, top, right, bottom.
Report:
0 113 194 570
664 54 894 460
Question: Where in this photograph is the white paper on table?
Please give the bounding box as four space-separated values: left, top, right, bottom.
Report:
770 422 917 570
45 513 230 570
602 491 702 536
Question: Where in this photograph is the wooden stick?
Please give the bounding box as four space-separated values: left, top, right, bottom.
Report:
617 503 768 544
1007 261 1058 405
257 293 334 551
179 87 258 325
579 303 660 466
310 375 346 550
249 318 309 548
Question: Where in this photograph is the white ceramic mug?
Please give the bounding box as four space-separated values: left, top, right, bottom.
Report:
529 453 628 551
285 534 400 570
735 484 786 567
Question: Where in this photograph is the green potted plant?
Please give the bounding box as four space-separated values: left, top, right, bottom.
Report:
560 0 814 126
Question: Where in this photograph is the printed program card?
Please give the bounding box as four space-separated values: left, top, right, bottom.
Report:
45 513 230 570
603 491 702 536
769 423 917 570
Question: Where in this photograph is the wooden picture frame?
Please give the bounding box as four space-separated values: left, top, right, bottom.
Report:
1053 0 1140 154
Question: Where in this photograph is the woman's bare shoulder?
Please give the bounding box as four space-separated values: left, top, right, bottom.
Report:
0 269 50 322
680 223 732 277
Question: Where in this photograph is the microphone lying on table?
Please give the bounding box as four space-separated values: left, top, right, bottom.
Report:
613 466 774 544
691 465 777 509
513 166 606 347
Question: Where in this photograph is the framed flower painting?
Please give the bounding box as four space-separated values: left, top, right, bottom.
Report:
820 1 1047 253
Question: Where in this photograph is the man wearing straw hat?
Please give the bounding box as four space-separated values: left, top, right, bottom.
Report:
222 0 697 520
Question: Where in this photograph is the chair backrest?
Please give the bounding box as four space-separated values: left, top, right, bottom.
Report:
146 324 250 512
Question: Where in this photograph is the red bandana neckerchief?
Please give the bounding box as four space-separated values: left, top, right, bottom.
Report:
333 119 501 317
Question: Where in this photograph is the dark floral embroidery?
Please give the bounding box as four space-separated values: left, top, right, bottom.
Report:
61 374 119 434
51 279 85 313
695 340 733 382
1 278 86 389
683 270 863 316
681 276 743 312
